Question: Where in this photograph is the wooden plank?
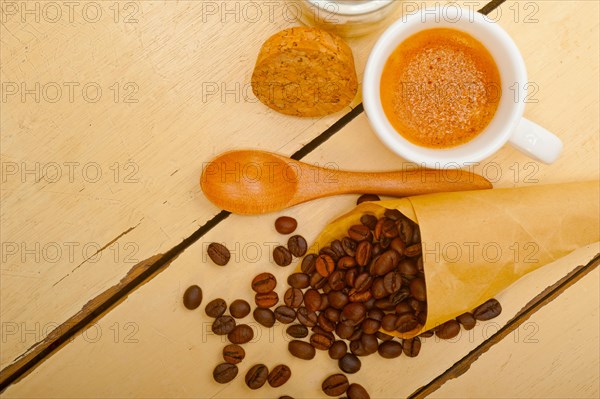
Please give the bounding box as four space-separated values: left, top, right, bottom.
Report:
1 0 598 395
428 266 599 399
0 0 390 370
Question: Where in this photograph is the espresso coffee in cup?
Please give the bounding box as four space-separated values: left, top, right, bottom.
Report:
380 28 501 148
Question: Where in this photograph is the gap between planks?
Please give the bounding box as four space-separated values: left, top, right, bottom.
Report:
0 0 507 390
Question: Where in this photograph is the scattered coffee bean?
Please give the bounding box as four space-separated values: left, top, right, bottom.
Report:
183 285 202 310
284 287 304 308
328 340 348 359
338 353 361 374
228 324 254 344
288 340 316 360
322 374 350 397
310 333 333 350
348 225 371 242
245 364 269 389
376 331 394 341
274 306 296 324
230 299 251 318
213 363 238 384
456 312 476 330
435 320 461 339
342 303 367 326
255 291 279 308
212 315 236 335
251 272 277 293
273 246 293 266
223 344 245 364
378 340 403 359
316 254 335 277
286 324 309 339
304 289 322 312
268 364 291 387
205 298 227 318
287 273 310 289
253 307 275 327
301 254 317 274
347 383 370 399
207 242 230 266
403 337 421 357
419 330 434 338
297 307 318 327
473 298 502 321
357 194 381 205
360 214 378 230
288 235 308 257
275 216 297 234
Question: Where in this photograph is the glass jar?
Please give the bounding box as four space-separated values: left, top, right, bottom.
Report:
295 0 400 37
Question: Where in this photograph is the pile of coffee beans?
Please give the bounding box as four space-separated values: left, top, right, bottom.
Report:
195 208 502 398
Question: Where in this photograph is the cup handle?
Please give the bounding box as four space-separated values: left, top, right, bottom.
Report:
508 118 563 164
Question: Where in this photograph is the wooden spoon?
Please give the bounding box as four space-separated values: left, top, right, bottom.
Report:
200 150 492 214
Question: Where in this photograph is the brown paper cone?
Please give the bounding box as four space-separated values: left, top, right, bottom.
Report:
300 181 599 338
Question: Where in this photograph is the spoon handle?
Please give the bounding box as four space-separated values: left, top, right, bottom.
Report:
300 167 492 198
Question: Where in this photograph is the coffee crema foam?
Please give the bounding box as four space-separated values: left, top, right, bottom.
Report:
381 28 501 148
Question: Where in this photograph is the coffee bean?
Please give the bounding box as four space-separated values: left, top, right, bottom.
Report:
253 307 275 327
288 340 316 360
378 340 402 358
381 314 398 331
345 268 358 287
371 278 387 299
288 235 307 257
342 303 367 326
287 273 310 289
473 298 502 321
409 277 427 301
284 288 304 308
355 241 373 267
223 344 245 364
348 225 372 242
303 289 322 312
398 258 418 276
406 243 422 257
213 362 238 384
251 272 277 293
456 312 476 330
354 272 373 292
360 334 378 355
297 307 318 327
273 246 292 266
381 219 399 239
337 256 357 270
357 194 380 204
324 308 342 323
228 324 254 344
327 291 349 310
268 364 291 388
335 322 355 340
395 313 419 333
207 243 230 266
274 306 296 324
361 318 381 335
389 287 410 305
275 216 297 234
310 333 333 350
301 254 317 274
398 218 414 244
310 272 327 289
255 291 279 308
360 214 378 230
245 364 269 389
390 237 406 256
348 328 363 343
347 383 370 399
212 315 236 335
341 237 357 256
286 324 308 339
435 320 461 339
322 374 350 397
230 299 251 318
383 271 402 294
373 250 400 276
316 254 335 277
338 354 361 374
183 285 202 310
319 246 340 262
419 330 434 338
395 301 412 315
328 340 348 359
205 298 227 318
403 337 421 357
279 396 294 399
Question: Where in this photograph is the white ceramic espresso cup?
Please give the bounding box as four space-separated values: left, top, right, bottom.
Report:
363 6 563 168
